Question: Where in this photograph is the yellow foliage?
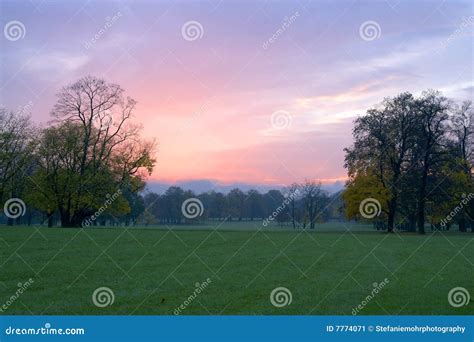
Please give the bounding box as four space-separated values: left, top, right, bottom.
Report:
342 173 390 220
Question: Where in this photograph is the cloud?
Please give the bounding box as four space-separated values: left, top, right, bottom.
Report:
25 52 89 72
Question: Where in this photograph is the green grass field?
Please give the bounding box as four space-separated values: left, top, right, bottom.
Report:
0 224 473 315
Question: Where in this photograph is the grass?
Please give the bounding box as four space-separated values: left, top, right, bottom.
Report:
0 224 472 315
128 221 377 232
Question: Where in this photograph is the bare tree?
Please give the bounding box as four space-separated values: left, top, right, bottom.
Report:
301 180 322 229
32 76 156 227
283 183 300 229
0 108 35 205
452 100 473 175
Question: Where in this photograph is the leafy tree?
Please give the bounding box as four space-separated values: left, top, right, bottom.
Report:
343 173 389 222
0 109 35 218
344 90 472 234
412 91 450 234
344 93 416 232
227 188 246 221
30 76 156 227
245 189 264 221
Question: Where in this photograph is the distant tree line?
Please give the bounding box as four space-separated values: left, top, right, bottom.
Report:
344 90 474 234
140 181 337 228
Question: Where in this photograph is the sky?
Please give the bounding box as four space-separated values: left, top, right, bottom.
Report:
1 0 473 191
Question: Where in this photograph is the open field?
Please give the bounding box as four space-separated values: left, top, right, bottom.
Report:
0 224 472 315
110 221 377 232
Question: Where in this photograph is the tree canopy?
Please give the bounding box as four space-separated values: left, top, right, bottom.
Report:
344 91 473 233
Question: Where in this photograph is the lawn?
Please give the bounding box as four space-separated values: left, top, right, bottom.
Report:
0 224 472 315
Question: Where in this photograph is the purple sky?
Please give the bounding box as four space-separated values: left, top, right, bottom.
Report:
1 0 472 189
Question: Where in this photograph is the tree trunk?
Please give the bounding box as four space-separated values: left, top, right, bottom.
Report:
459 215 467 232
408 214 416 232
47 213 54 228
416 170 428 234
387 197 397 233
59 208 72 227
